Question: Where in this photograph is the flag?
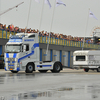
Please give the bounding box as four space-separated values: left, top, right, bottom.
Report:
89 10 97 20
56 0 66 7
45 0 51 9
35 0 39 3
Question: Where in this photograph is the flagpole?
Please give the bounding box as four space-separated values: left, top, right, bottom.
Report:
25 0 32 33
46 0 56 55
82 8 90 50
39 0 44 32
0 0 1 22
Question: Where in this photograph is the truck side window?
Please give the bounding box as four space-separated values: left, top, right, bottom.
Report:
26 44 29 51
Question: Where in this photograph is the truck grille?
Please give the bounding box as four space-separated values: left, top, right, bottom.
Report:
8 64 14 68
7 58 15 69
8 58 15 62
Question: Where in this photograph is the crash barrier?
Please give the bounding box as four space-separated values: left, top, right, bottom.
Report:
0 29 16 39
0 29 100 49
39 36 100 50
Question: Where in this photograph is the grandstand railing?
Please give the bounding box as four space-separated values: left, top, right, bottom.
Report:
0 29 100 50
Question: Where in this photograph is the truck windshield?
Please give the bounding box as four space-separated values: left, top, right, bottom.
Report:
5 44 21 53
76 56 85 61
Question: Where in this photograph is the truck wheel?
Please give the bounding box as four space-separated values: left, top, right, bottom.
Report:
11 71 18 73
97 67 100 72
39 70 48 73
51 62 61 73
84 68 89 72
25 63 33 73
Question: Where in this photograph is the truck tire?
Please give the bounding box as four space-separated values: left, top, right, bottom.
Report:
39 70 48 73
11 71 18 73
51 62 61 73
84 68 89 72
25 63 34 73
97 67 100 72
0 64 4 69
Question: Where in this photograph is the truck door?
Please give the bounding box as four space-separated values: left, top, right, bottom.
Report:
23 44 29 57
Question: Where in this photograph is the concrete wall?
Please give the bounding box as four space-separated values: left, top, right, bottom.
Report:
39 43 92 68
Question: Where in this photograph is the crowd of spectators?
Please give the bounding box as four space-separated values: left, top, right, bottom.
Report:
0 23 94 44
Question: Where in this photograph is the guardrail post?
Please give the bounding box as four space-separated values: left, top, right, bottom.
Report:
68 40 69 46
49 37 51 44
42 36 43 43
2 30 3 38
52 37 53 44
45 36 46 43
80 41 81 47
6 31 7 39
57 38 58 45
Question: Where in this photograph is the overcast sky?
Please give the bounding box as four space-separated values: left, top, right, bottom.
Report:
0 0 100 37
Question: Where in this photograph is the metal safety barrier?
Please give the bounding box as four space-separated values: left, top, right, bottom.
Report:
0 29 100 49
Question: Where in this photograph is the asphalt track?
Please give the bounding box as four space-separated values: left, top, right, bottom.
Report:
0 68 100 100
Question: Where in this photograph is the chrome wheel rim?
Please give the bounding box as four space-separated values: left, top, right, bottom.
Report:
56 64 60 71
28 65 33 71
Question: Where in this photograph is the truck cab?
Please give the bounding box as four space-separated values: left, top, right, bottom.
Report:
4 33 63 73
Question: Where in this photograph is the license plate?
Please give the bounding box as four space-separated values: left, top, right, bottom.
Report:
10 68 13 70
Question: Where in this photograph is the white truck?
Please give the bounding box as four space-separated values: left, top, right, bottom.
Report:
4 33 63 73
73 50 100 72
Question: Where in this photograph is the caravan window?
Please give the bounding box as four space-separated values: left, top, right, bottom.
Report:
76 56 85 61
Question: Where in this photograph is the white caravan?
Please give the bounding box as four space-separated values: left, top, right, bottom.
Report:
73 50 100 72
4 33 63 73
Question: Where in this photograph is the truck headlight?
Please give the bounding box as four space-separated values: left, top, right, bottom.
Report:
15 58 18 62
17 63 19 67
5 58 8 61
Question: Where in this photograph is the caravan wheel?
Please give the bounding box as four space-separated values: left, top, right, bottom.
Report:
97 67 100 72
84 68 89 72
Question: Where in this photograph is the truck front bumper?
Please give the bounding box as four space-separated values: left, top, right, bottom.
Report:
5 67 20 71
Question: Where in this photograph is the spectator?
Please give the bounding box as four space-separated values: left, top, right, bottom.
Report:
8 25 10 31
0 23 3 29
21 28 25 33
10 24 14 32
1 22 100 45
15 26 19 33
3 24 7 31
